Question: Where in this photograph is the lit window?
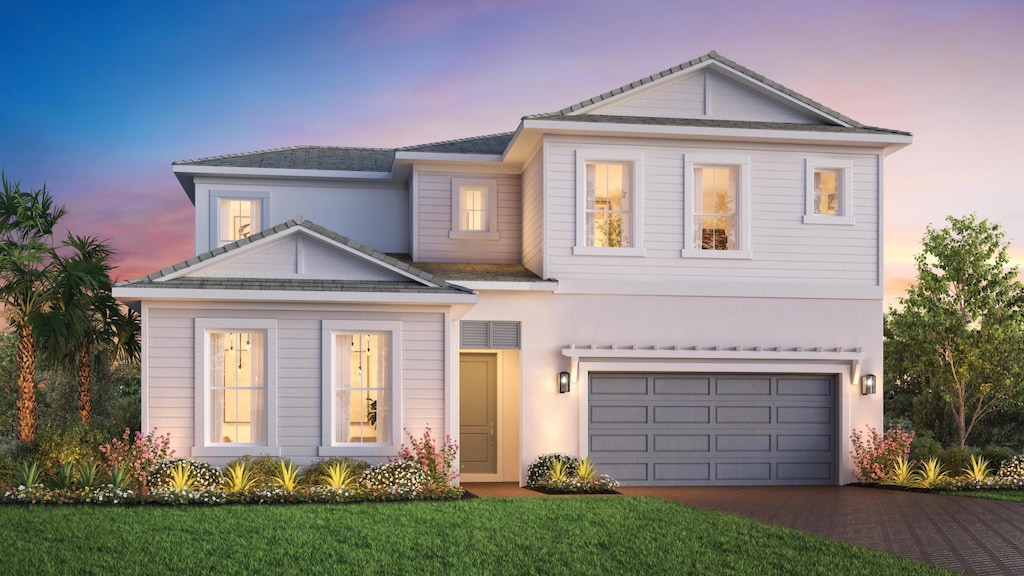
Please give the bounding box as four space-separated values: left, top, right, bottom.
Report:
449 178 498 240
573 149 644 256
803 159 854 225
219 199 262 246
333 333 389 444
694 166 737 250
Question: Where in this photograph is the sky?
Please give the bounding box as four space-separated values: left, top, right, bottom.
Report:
2 0 1023 308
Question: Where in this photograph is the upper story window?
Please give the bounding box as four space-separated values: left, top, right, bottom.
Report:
449 178 498 240
803 158 855 225
194 318 279 457
321 320 402 457
683 154 751 259
219 199 262 246
574 149 645 256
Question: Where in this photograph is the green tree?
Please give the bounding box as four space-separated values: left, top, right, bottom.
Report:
0 173 66 443
35 234 140 425
885 214 1024 447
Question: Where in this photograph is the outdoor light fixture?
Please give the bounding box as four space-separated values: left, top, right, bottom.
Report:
861 374 877 395
558 371 571 393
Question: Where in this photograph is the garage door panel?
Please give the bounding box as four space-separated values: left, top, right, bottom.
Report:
716 377 772 395
591 434 648 452
716 434 772 452
654 405 710 423
590 405 647 423
655 462 710 481
654 434 710 452
588 373 835 486
716 406 771 423
653 377 710 395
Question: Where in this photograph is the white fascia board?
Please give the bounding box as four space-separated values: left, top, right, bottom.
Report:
393 151 505 164
554 278 882 300
449 280 558 292
561 346 866 362
521 119 911 149
155 226 441 288
110 287 476 305
172 164 394 181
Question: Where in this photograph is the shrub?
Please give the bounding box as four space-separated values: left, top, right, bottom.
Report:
998 454 1024 479
526 453 581 487
359 460 429 499
883 456 916 487
938 446 975 477
301 458 370 487
397 426 458 486
222 461 259 493
962 454 992 482
97 428 173 490
225 455 281 490
982 445 1015 472
0 453 17 487
909 435 943 463
15 424 105 480
912 457 949 488
849 425 913 483
151 459 223 491
271 460 302 492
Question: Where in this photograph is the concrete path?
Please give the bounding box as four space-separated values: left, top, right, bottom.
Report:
463 483 1024 576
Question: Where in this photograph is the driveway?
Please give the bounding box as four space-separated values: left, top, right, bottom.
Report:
617 485 1024 576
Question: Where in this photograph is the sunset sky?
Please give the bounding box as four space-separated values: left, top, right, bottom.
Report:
3 0 1023 308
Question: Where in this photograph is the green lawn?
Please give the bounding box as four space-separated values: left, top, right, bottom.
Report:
0 497 950 575
939 490 1024 503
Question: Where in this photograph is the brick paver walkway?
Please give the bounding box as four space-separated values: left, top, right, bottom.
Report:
464 483 1024 576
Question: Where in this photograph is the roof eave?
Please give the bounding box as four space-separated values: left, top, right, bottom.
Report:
111 286 477 305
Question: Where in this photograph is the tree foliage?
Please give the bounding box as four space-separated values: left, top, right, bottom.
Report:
885 214 1024 447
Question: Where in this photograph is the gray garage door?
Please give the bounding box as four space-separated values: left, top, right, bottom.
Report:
588 373 835 486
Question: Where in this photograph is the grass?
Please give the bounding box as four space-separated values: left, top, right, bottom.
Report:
0 497 951 575
939 490 1024 503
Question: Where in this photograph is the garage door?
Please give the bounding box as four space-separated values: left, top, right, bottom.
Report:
588 373 835 486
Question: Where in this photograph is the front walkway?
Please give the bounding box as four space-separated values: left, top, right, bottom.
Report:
464 483 1024 576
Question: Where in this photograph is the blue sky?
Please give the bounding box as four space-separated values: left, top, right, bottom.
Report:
3 0 1023 306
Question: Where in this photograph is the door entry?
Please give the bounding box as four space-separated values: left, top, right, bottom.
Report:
460 354 498 474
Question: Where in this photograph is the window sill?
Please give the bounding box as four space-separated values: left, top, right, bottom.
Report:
449 230 500 241
572 246 646 257
802 214 856 226
680 249 753 260
192 445 282 458
319 444 397 458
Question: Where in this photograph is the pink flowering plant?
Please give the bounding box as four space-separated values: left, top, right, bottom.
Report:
396 425 459 487
97 428 174 491
850 424 914 483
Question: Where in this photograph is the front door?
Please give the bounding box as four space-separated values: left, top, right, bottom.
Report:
460 353 498 474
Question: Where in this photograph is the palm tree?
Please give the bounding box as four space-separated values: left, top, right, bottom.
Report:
36 234 140 425
0 173 66 442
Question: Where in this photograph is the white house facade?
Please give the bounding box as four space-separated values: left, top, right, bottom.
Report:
113 51 911 485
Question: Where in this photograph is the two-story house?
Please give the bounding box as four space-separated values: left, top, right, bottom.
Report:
113 51 911 486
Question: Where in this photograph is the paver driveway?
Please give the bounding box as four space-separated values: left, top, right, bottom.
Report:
617 485 1024 576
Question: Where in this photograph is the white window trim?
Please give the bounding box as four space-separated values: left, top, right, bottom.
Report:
193 318 279 457
573 148 645 257
209 191 271 248
449 178 499 240
320 320 403 457
682 153 752 259
803 158 855 226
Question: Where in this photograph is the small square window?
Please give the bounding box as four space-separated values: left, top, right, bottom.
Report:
803 159 854 225
449 178 498 240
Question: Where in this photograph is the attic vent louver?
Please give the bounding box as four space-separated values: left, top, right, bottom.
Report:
460 321 521 349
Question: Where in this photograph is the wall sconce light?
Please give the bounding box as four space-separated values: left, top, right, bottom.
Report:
558 371 570 394
861 374 877 395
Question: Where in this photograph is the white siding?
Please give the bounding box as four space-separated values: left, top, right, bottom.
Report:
416 171 522 263
145 304 447 465
521 147 544 276
590 70 818 124
544 136 881 287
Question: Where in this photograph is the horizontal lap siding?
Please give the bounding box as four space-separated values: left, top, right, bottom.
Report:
545 138 880 286
145 306 446 460
522 150 544 276
417 171 522 263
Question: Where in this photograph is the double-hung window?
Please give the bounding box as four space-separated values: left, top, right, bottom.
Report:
321 321 402 456
803 158 854 225
683 154 751 258
574 149 644 256
194 318 278 456
449 178 498 240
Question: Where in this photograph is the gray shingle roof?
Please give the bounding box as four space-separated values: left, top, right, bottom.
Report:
173 146 396 172
389 257 551 283
118 278 464 294
115 216 473 295
529 115 911 136
398 132 513 155
525 50 870 130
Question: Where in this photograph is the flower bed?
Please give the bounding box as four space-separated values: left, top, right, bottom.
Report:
525 453 620 494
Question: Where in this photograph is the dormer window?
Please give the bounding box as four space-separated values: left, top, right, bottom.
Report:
219 199 262 246
449 178 499 240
